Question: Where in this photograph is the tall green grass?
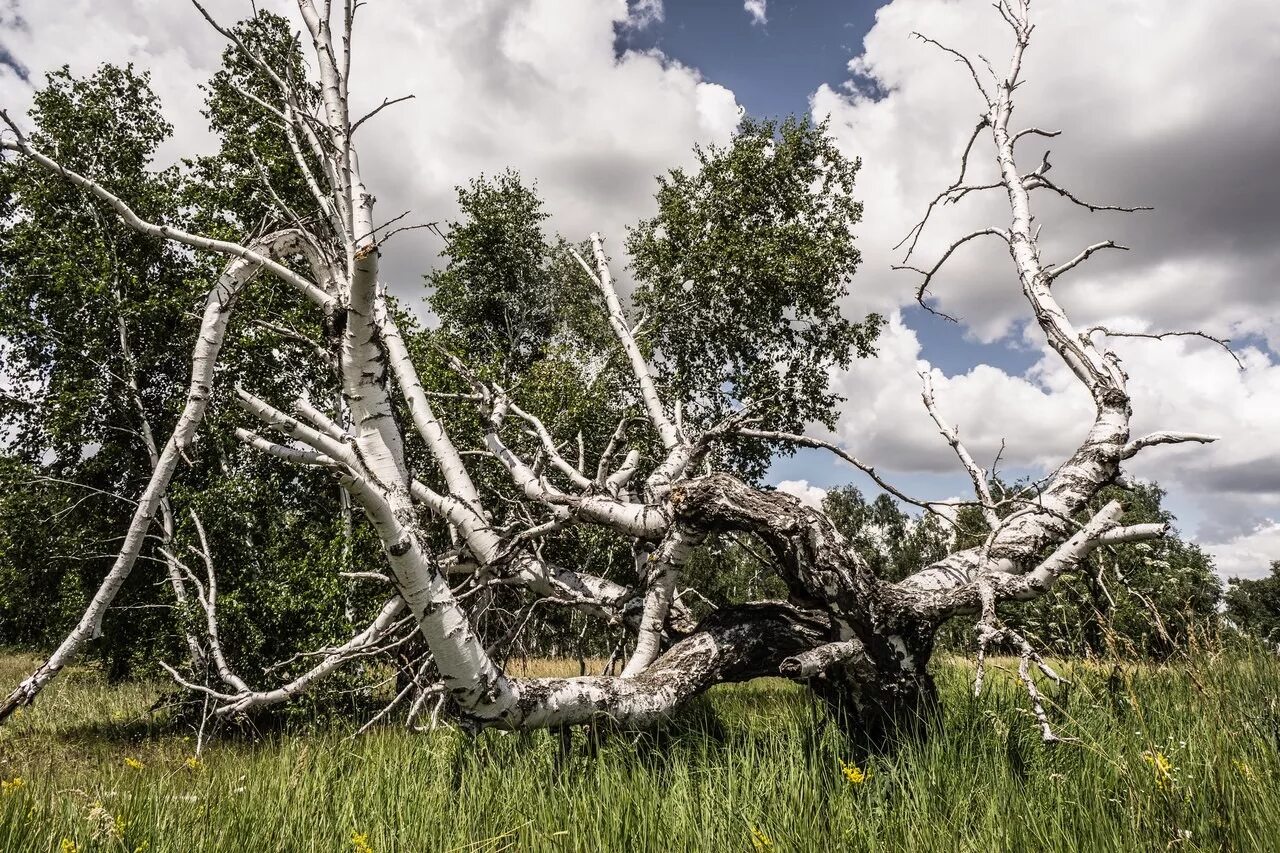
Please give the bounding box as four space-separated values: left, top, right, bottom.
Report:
1 651 1278 851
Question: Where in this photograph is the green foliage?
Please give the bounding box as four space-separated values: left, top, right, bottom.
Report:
627 116 883 477
0 63 194 459
0 64 200 677
184 11 320 241
0 47 356 685
821 485 952 583
1225 562 1280 647
427 171 605 380
0 458 92 650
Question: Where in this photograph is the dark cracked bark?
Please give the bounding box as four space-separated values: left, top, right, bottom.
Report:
490 602 829 730
668 474 943 738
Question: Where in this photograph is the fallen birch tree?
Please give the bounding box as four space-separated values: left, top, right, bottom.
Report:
0 0 1229 741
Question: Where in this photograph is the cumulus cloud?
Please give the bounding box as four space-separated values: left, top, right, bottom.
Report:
814 0 1280 578
825 312 1090 476
0 0 740 295
623 0 664 30
775 479 827 509
743 1 767 28
1209 522 1280 581
818 0 1280 342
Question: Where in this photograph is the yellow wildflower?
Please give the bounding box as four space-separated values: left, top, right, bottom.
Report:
1141 750 1174 789
351 831 374 853
184 756 203 772
59 840 79 853
750 826 774 852
123 757 144 771
0 776 24 794
840 759 873 785
1235 760 1257 782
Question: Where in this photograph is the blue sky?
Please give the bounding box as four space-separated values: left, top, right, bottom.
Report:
617 0 881 121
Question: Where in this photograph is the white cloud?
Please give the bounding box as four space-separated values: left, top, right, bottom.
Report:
0 0 740 295
826 312 1089 476
743 0 767 28
818 0 1280 340
775 479 827 509
623 0 664 30
1209 522 1280 581
812 0 1280 578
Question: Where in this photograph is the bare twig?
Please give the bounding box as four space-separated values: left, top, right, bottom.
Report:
894 227 1010 321
1084 327 1242 369
920 372 998 528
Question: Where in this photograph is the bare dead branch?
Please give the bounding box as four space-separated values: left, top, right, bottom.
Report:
1023 172 1152 214
1012 126 1062 144
1084 326 1243 369
351 94 415 134
1122 431 1219 460
1044 240 1128 283
910 32 993 104
894 227 1010 320
920 372 998 528
893 116 994 261
732 427 974 525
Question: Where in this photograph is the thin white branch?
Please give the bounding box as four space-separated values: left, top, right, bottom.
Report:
1122 431 1219 460
572 235 682 450
377 300 484 510
234 387 356 466
235 428 339 468
1012 126 1062 144
215 597 407 716
188 510 251 694
339 571 392 583
504 397 593 491
1044 240 1128 283
920 372 998 528
0 124 331 307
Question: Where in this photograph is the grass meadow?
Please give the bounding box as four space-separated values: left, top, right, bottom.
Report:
1 651 1279 851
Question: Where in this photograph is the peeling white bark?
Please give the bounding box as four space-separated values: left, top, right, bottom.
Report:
620 527 702 677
